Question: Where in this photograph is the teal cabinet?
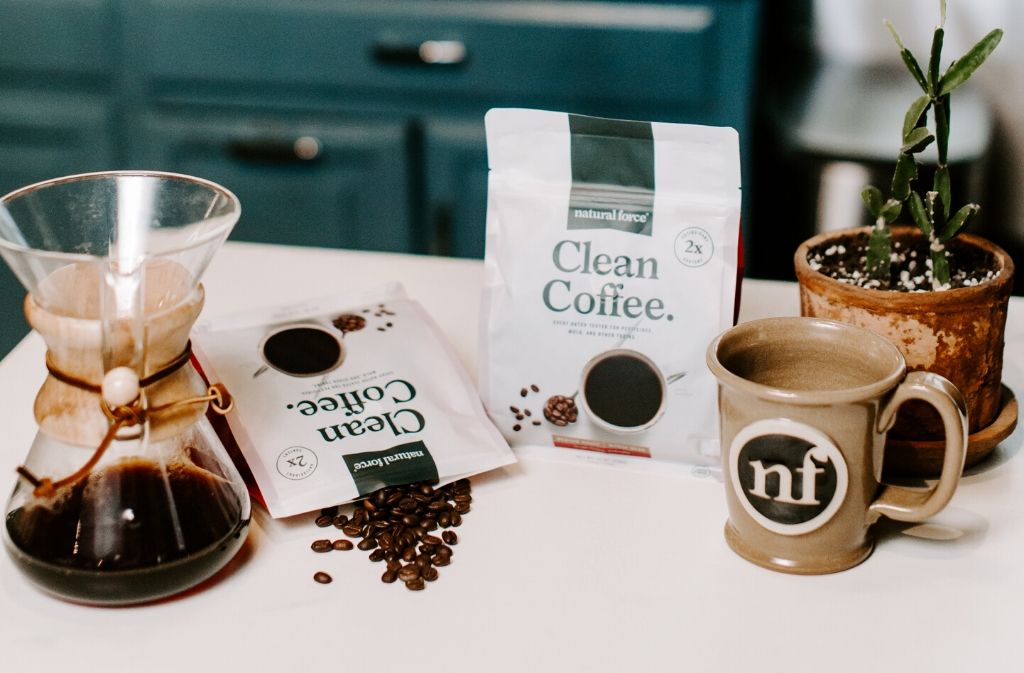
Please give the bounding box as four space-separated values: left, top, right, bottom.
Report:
0 0 762 356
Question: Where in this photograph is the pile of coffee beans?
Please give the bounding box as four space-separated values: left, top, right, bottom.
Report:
331 313 366 333
543 394 578 426
310 479 471 591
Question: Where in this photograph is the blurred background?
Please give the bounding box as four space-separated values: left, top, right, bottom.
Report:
0 0 1020 355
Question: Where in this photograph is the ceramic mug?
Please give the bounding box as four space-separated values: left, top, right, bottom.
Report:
706 317 968 574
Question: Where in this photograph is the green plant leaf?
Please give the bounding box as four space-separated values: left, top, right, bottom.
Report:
903 95 932 141
931 249 951 287
930 190 946 229
940 203 979 241
938 28 1003 96
935 94 951 164
861 186 884 217
891 153 918 200
887 20 930 93
929 27 945 91
881 198 903 224
908 191 932 236
901 127 935 154
933 165 951 218
866 226 892 284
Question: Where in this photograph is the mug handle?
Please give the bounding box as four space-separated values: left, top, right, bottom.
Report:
867 371 968 523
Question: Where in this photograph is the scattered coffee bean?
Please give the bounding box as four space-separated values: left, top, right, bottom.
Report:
531 384 540 392
513 424 521 431
524 409 532 417
532 420 541 426
315 514 333 528
520 388 528 397
313 571 333 584
510 405 520 414
308 479 473 591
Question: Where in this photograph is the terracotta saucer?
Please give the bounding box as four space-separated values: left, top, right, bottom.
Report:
884 384 1018 477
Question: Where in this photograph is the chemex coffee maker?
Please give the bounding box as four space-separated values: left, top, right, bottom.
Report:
0 171 251 604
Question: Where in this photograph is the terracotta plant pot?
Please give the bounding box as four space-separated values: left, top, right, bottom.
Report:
794 226 1016 476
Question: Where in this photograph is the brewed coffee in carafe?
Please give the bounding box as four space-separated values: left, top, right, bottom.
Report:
0 172 251 604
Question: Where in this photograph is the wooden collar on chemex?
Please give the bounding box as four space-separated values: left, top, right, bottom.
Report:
15 342 233 498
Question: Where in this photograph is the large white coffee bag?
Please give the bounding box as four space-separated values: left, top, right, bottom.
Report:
480 108 741 466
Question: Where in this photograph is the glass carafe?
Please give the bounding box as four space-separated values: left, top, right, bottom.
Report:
0 171 251 605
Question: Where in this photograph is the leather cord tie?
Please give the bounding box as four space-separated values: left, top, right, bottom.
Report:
15 342 233 498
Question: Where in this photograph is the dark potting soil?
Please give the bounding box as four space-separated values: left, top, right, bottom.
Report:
805 231 1001 291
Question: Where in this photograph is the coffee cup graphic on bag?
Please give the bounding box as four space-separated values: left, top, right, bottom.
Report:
257 323 346 377
578 349 685 434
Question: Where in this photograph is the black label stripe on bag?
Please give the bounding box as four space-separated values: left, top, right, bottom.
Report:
567 114 655 236
343 441 439 497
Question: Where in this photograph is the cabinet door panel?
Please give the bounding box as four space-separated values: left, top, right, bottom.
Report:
135 114 415 252
0 0 113 79
0 92 115 192
424 119 488 259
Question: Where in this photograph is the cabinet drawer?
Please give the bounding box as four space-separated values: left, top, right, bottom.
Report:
139 0 719 108
0 0 114 79
134 113 415 252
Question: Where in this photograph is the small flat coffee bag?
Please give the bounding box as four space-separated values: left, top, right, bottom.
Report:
480 108 741 466
193 283 514 517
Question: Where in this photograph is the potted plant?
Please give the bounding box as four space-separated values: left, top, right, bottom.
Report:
793 0 1016 476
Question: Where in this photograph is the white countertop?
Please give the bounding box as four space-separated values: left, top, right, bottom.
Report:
1 242 1021 673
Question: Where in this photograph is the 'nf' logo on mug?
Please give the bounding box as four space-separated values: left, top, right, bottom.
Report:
729 420 849 536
